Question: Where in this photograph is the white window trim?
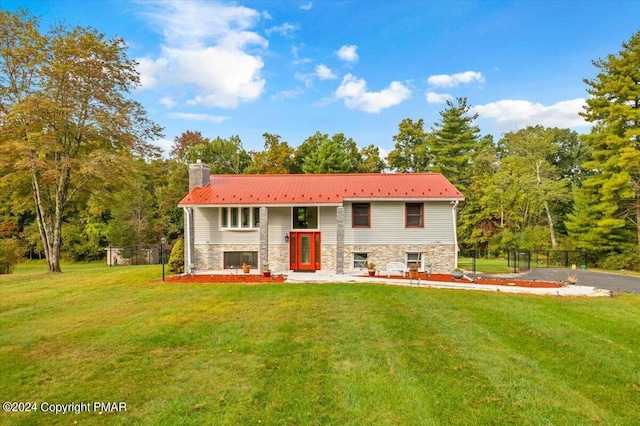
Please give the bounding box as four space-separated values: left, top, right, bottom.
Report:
220 207 261 230
406 252 424 271
352 252 369 269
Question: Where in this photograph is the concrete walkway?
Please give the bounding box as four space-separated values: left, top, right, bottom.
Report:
282 271 611 297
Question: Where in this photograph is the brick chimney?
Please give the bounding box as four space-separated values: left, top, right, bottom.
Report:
189 160 211 192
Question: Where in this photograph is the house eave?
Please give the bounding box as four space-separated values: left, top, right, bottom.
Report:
179 197 464 208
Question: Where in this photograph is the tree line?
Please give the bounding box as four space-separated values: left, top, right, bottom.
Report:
0 9 638 272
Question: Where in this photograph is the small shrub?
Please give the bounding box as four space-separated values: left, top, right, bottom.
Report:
168 237 184 274
0 239 23 274
599 251 640 271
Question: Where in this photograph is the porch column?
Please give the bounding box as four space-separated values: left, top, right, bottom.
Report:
259 207 268 272
336 206 345 274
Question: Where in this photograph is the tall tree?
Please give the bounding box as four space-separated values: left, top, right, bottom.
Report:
387 118 431 172
184 135 250 174
245 133 295 174
170 130 208 163
0 10 162 272
497 126 572 248
358 144 386 173
292 132 325 174
429 98 489 192
302 135 356 174
569 30 640 259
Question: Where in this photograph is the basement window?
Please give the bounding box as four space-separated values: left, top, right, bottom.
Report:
224 251 257 269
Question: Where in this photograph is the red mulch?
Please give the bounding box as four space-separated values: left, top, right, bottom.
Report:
163 272 562 288
364 272 562 288
164 273 286 284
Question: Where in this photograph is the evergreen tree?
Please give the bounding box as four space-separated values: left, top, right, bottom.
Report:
567 30 640 260
168 237 184 274
429 98 489 193
302 136 356 173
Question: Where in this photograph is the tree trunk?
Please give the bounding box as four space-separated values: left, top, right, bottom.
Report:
32 173 62 273
544 201 557 248
636 194 640 257
535 161 557 248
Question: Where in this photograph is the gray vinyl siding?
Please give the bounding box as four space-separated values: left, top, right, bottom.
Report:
193 206 336 246
344 201 455 245
193 207 259 245
319 206 337 244
266 207 290 244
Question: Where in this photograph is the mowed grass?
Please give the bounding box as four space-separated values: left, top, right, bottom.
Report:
1 263 640 425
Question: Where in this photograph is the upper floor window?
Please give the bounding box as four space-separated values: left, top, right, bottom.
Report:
406 203 424 227
221 207 260 229
352 203 370 227
293 206 318 229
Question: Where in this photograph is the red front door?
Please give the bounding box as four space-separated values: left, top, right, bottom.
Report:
289 232 321 271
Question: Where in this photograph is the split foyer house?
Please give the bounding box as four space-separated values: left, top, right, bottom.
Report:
179 161 465 274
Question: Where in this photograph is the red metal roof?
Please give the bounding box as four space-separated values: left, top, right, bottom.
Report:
179 173 464 206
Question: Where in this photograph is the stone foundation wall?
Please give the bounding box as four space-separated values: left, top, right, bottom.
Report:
194 244 258 270
343 244 455 274
195 243 455 274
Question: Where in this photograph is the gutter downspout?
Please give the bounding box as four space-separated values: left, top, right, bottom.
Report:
184 207 192 273
451 200 459 269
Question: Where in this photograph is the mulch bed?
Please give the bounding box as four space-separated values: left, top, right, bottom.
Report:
164 273 286 284
365 272 563 288
163 272 562 288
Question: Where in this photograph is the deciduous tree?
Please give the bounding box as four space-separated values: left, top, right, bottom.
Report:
184 135 250 174
387 118 431 172
245 133 295 174
0 10 162 272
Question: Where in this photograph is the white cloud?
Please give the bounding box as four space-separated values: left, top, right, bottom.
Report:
425 91 453 104
300 2 313 11
294 72 314 88
336 45 359 63
136 1 267 108
265 23 298 37
136 56 169 89
315 64 337 80
427 71 484 88
335 74 411 113
153 138 174 156
471 98 588 131
271 88 305 101
159 96 176 108
169 112 231 123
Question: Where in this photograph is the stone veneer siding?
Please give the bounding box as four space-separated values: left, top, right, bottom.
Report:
194 243 454 274
343 244 456 274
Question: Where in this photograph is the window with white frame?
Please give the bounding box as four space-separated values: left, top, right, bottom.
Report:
221 207 261 229
406 252 423 270
353 252 369 269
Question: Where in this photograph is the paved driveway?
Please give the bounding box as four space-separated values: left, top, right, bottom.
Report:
489 268 640 294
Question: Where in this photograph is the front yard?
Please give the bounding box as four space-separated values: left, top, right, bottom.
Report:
1 263 639 424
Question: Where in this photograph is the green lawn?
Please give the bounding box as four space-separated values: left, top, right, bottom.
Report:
1 263 640 425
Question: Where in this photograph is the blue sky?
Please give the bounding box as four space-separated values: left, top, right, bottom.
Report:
4 1 640 156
